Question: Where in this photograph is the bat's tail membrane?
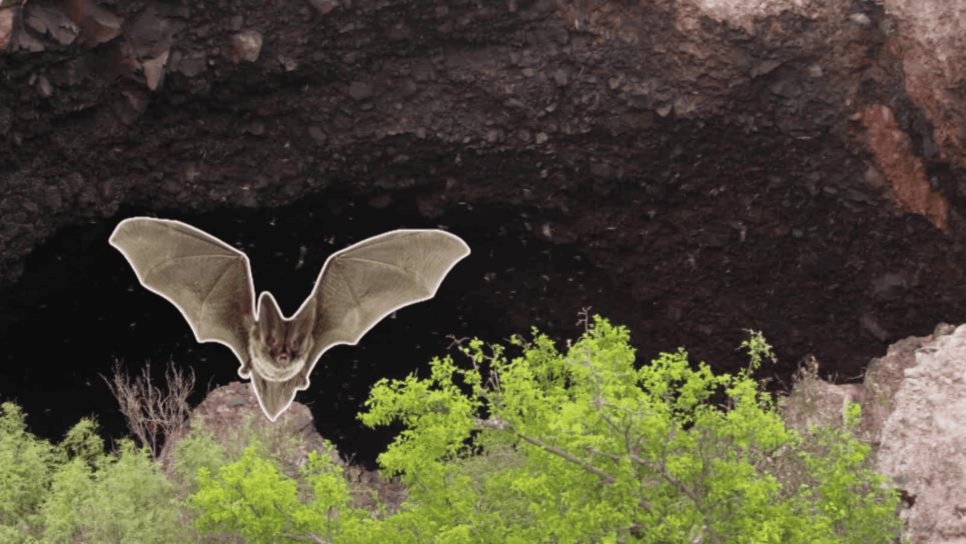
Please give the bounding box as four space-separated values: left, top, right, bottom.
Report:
250 374 300 421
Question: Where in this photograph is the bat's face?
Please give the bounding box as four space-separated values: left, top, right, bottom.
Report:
249 292 315 382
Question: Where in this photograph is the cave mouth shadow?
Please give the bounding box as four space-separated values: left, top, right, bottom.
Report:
0 190 597 468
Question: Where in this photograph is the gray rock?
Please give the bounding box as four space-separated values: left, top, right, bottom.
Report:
309 0 339 16
159 382 336 475
347 80 371 101
782 325 966 543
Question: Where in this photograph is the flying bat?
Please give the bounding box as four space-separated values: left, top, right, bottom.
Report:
109 217 470 421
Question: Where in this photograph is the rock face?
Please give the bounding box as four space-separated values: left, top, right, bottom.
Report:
783 323 966 543
876 325 966 543
882 1 966 170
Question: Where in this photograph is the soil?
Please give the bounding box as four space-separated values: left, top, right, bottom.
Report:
3 0 966 467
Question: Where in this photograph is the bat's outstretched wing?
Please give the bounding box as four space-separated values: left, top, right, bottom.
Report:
296 229 470 383
109 217 256 378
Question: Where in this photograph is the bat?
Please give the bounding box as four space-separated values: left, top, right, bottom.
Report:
109 217 471 421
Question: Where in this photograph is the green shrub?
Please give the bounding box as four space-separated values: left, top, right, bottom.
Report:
190 315 904 543
169 423 231 495
40 437 186 543
0 402 62 541
191 443 364 543
0 402 191 543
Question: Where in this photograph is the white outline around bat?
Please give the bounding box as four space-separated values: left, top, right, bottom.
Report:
110 217 471 421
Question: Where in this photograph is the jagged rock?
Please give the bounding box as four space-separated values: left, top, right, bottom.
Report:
23 5 78 45
876 324 966 543
782 323 966 543
141 51 169 91
64 0 123 46
160 381 333 473
309 0 339 16
159 381 406 512
231 30 263 63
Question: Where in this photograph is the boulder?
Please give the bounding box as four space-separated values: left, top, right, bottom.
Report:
782 323 966 543
160 381 406 512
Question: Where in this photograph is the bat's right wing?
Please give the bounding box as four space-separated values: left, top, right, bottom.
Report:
297 229 470 381
109 217 256 377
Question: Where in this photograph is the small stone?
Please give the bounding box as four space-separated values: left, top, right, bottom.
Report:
347 80 371 100
35 75 52 97
309 0 339 16
85 4 123 45
178 53 206 77
308 126 326 144
552 68 569 86
807 63 823 78
535 132 548 144
231 30 263 63
277 54 298 72
522 67 535 77
15 26 45 52
24 6 78 45
142 50 169 90
848 12 871 26
750 59 782 78
485 129 501 143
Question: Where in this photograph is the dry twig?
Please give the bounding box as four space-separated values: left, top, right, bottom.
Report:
102 359 195 457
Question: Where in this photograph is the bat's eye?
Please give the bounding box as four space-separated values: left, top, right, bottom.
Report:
268 336 278 348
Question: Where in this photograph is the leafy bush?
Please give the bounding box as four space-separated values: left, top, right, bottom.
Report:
0 402 191 543
191 445 360 544
189 315 904 543
0 402 62 541
40 438 185 544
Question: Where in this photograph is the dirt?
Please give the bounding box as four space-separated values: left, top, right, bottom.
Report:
4 0 966 466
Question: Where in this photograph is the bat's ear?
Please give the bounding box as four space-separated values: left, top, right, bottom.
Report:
256 292 285 324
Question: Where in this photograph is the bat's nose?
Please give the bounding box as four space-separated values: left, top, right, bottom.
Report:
278 352 290 363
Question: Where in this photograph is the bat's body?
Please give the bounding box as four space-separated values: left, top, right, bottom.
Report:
109 217 470 421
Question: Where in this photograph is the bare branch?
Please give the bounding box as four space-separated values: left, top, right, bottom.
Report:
102 359 195 458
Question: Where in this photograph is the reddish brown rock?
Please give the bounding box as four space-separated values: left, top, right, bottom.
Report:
861 103 949 230
0 8 13 51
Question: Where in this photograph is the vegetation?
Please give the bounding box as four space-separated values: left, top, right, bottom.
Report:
0 404 186 543
0 315 904 543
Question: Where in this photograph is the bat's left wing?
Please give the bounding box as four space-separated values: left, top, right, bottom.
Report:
294 229 470 384
109 217 256 378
